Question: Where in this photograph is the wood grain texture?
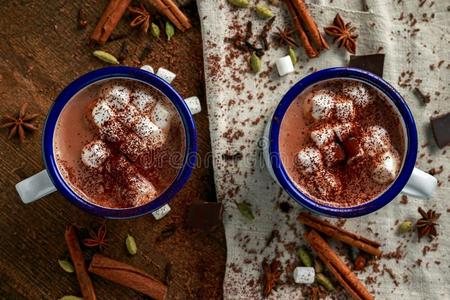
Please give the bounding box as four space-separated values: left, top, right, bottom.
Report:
0 0 225 299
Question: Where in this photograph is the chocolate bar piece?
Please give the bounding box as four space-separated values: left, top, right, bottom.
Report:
349 54 385 77
430 112 450 148
185 202 223 231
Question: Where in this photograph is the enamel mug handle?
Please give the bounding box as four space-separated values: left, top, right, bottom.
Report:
402 168 437 199
16 170 57 204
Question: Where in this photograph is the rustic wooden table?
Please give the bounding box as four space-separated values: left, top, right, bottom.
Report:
0 1 225 299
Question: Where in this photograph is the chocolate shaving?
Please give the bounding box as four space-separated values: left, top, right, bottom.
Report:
413 87 431 104
222 151 243 161
259 17 275 51
430 112 450 148
156 223 177 242
349 54 385 77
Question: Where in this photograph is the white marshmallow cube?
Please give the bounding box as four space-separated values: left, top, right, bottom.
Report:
132 116 165 147
100 85 131 110
140 64 154 73
363 125 391 156
372 150 400 184
316 171 342 197
333 122 353 142
296 147 323 174
81 140 110 168
293 267 315 284
128 174 158 207
305 94 335 121
276 56 294 76
185 96 202 115
92 101 115 127
131 90 157 113
150 102 172 131
310 126 335 148
343 82 372 107
152 204 171 220
156 67 176 83
335 100 355 121
117 104 140 126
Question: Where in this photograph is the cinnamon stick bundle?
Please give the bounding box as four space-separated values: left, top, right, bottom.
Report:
65 225 97 300
283 0 328 58
299 212 382 257
305 230 374 300
89 254 168 300
90 0 132 45
146 0 191 32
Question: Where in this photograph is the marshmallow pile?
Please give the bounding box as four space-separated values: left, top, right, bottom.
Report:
295 82 401 198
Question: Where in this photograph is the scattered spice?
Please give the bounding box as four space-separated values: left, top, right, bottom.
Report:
165 21 175 41
125 234 137 255
93 50 120 64
236 201 255 220
128 3 151 33
279 201 293 213
398 220 413 234
413 87 431 104
353 255 367 270
428 166 444 175
259 17 275 50
156 223 177 242
58 259 75 273
1 103 39 142
324 14 358 54
400 195 408 204
222 151 243 161
273 27 298 48
83 222 108 251
262 258 281 297
77 8 88 29
416 207 441 241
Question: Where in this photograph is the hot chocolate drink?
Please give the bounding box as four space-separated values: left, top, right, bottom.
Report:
54 79 185 208
279 79 405 207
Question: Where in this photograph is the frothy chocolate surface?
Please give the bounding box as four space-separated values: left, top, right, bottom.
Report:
54 79 185 208
279 79 405 207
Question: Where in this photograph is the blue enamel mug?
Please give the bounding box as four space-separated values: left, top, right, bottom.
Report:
15 66 200 219
263 67 437 218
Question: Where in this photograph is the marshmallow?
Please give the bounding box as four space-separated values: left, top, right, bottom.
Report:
333 122 354 142
363 125 391 156
151 102 172 131
152 204 171 220
126 174 158 206
156 67 176 83
276 55 295 76
117 104 140 126
343 82 372 107
322 142 346 166
81 140 110 168
335 99 355 121
132 116 165 147
296 147 323 174
100 120 127 143
304 93 335 121
119 133 148 161
185 96 202 115
140 64 154 73
91 101 114 127
310 126 336 148
372 150 400 184
293 267 315 284
100 85 131 110
315 171 342 198
131 90 157 113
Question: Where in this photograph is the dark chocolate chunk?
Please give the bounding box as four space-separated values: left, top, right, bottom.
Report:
185 202 223 230
349 54 385 77
430 113 450 148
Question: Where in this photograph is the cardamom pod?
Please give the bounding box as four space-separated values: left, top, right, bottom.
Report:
125 234 137 255
250 52 261 73
236 201 255 220
398 220 413 234
297 247 313 267
228 0 249 8
93 50 119 65
59 296 82 300
165 21 175 41
58 259 75 273
255 5 273 19
151 23 160 38
288 47 297 65
314 259 323 273
316 273 335 291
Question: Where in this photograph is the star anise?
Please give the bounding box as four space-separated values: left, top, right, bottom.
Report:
128 3 151 33
273 26 298 48
83 222 108 250
416 207 441 241
262 258 281 297
1 103 38 143
324 14 358 54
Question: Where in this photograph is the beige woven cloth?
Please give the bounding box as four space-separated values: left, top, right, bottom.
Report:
197 0 450 298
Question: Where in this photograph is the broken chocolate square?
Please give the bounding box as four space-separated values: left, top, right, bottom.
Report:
185 202 224 231
430 112 450 148
349 54 385 77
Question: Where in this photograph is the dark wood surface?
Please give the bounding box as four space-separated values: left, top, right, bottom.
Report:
0 0 226 299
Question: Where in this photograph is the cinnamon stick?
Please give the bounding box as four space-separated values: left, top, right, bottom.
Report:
146 0 190 32
283 0 318 58
90 0 132 45
161 0 191 30
89 254 168 300
65 225 96 300
305 230 374 300
290 0 328 50
299 212 382 257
